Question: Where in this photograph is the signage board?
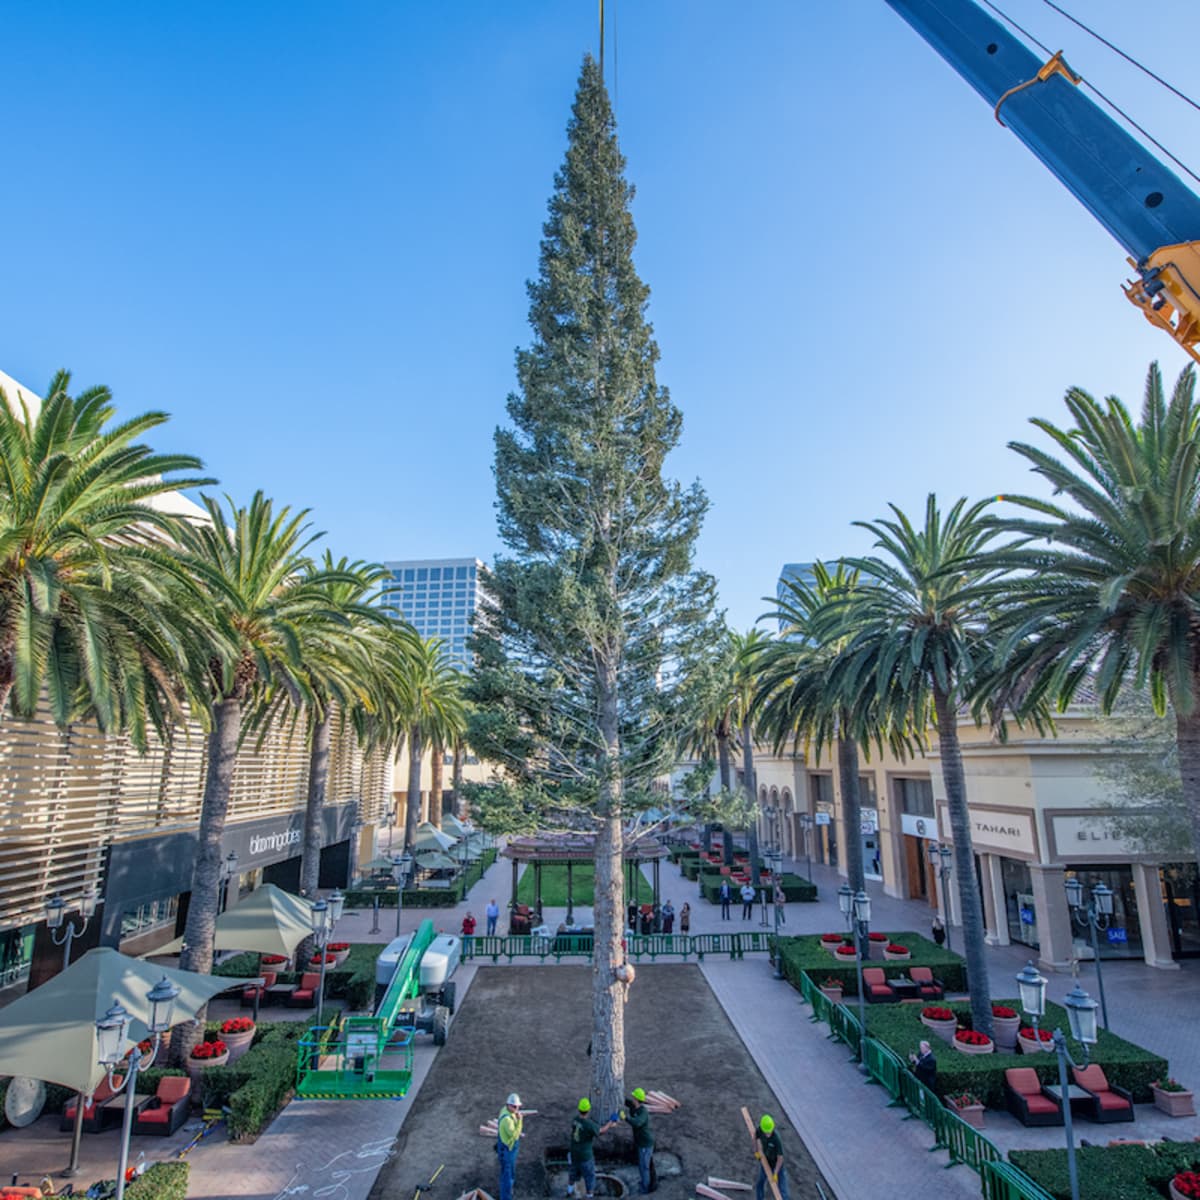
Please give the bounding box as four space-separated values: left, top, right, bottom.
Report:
961 808 1036 857
814 812 831 826
1106 927 1128 944
900 813 934 840
1051 814 1139 859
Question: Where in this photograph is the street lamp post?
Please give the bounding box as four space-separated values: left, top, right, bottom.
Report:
96 975 180 1200
310 889 345 1026
765 848 784 980
926 843 954 954
839 884 871 1070
45 890 98 973
1065 877 1114 1030
798 813 813 883
1015 961 1100 1200
392 853 413 939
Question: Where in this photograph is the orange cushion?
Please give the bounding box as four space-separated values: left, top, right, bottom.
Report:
158 1077 190 1103
1098 1092 1131 1110
1006 1068 1042 1095
1025 1095 1059 1114
1073 1065 1109 1091
139 1106 171 1123
910 967 933 983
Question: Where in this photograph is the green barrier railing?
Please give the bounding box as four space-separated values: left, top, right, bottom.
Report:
461 932 772 963
935 1104 1001 1173
979 1162 1057 1200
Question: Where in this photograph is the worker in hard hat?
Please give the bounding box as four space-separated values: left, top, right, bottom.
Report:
567 1098 616 1198
622 1088 655 1194
496 1092 524 1200
752 1114 789 1200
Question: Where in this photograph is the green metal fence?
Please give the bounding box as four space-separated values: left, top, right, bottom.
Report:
978 1163 1057 1200
460 931 772 963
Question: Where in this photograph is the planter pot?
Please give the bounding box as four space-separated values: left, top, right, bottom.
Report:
222 1029 255 1063
867 938 888 961
1170 1180 1197 1200
1154 1086 1197 1118
833 951 858 967
329 949 350 967
820 939 844 955
883 949 911 962
992 1014 1021 1052
818 986 844 1005
953 1038 995 1056
948 1100 986 1130
921 1014 959 1045
1017 1032 1051 1055
186 1050 230 1081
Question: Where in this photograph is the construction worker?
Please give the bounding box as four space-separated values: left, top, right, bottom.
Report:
567 1098 615 1198
496 1092 523 1200
623 1087 655 1194
752 1114 789 1200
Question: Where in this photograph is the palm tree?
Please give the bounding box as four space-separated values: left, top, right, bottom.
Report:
162 492 358 1060
988 362 1200 860
832 495 1004 1036
754 562 874 893
681 634 738 856
730 628 773 884
0 372 211 734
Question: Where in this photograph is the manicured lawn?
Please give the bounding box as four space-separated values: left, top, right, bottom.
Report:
515 862 656 906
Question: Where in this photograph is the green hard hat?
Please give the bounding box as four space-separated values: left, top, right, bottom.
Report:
760 1115 775 1134
578 1098 591 1113
631 1088 646 1102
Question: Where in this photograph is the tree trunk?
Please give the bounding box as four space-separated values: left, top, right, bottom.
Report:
717 724 734 866
405 725 423 851
170 695 241 1064
1174 678 1200 866
932 685 993 1038
837 733 865 894
429 738 444 827
591 657 626 1118
741 718 760 883
295 711 332 971
450 742 464 819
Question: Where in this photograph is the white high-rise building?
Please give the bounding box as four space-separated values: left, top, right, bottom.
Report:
776 562 816 632
381 557 484 668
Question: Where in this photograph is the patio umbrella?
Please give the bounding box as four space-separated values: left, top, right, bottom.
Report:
415 850 459 871
362 856 399 873
441 814 472 838
152 883 314 959
0 947 255 1095
414 822 458 853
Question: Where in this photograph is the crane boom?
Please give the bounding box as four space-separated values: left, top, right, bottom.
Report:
884 0 1200 362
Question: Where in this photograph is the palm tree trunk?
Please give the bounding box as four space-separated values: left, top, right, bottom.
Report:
837 732 865 893
449 742 464 819
741 718 760 883
591 657 626 1118
717 726 734 866
170 695 241 1064
296 710 332 970
932 685 993 1038
405 725 423 851
429 738 444 827
1175 689 1200 865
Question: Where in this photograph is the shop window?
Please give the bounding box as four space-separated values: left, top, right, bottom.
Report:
0 927 33 988
897 777 934 817
1161 863 1200 958
1064 866 1143 959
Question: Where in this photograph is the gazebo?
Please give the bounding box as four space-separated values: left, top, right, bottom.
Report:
500 832 668 929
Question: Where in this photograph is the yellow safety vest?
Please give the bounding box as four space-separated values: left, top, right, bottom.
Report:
498 1108 523 1150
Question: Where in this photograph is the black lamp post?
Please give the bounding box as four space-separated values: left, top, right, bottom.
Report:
392 853 413 938
839 883 871 1068
310 889 344 1026
798 813 813 883
1065 876 1114 1030
926 842 954 954
46 889 98 973
96 975 180 1200
765 848 784 979
1015 961 1099 1200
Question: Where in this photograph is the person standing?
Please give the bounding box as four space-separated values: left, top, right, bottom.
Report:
624 1087 655 1194
462 912 477 938
486 898 500 937
909 1040 938 1091
719 881 732 920
740 881 756 920
496 1092 524 1200
660 900 675 934
772 882 786 925
752 1114 790 1200
567 1098 614 1198
679 902 691 934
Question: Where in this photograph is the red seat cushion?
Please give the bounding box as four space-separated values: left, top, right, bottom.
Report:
1098 1092 1131 1110
869 986 892 996
292 989 314 1002
139 1106 170 1123
1025 1096 1059 1114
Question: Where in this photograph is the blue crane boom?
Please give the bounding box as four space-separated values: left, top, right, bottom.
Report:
884 0 1200 362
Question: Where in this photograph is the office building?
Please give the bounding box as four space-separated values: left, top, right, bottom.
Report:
381 557 484 668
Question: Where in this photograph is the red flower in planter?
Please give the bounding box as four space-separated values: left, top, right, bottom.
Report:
1018 1027 1053 1042
821 977 843 989
886 943 909 954
991 1005 1017 1019
327 942 350 952
221 1017 255 1034
834 945 857 957
310 953 338 965
1174 1173 1200 1199
821 933 844 944
190 1039 228 1060
261 954 287 965
922 1006 954 1021
868 932 889 943
954 1030 992 1046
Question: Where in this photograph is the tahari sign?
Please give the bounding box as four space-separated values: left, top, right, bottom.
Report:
964 809 1035 857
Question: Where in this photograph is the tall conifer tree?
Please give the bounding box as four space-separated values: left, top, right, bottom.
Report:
480 55 714 1110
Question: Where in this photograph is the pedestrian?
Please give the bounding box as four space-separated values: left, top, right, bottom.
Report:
567 1098 615 1198
740 881 756 920
486 898 500 936
623 1087 655 1194
931 914 946 947
496 1092 524 1200
909 1040 938 1091
772 882 786 925
752 1114 790 1200
661 900 675 935
628 901 639 933
719 881 732 920
639 905 653 936
679 902 691 934
462 912 477 938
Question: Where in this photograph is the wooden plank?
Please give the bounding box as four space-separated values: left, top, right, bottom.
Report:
707 1179 751 1192
696 1186 733 1200
649 1090 680 1110
740 1107 782 1200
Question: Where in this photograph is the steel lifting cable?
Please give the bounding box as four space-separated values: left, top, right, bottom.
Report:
979 0 1200 190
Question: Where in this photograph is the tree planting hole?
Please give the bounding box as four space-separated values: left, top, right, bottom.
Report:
986 42 998 54
1145 191 1164 208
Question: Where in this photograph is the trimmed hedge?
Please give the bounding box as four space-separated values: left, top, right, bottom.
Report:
1011 1142 1200 1200
214 943 383 1011
126 1162 190 1200
861 998 1167 1109
345 847 499 909
777 931 967 996
698 871 816 904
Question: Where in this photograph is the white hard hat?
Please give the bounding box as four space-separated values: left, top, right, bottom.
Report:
507 1093 522 1107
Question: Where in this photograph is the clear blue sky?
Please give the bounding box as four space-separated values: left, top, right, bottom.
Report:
3 1 1198 630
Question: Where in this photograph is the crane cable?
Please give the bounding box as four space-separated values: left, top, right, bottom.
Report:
978 0 1200 190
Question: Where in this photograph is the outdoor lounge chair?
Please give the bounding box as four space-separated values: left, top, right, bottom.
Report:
287 971 322 1008
861 967 898 1003
59 1075 123 1133
907 967 945 999
1004 1068 1064 1127
1072 1065 1134 1123
242 970 276 1008
133 1076 191 1136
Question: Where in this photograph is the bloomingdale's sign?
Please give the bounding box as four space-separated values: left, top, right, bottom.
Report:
247 828 302 858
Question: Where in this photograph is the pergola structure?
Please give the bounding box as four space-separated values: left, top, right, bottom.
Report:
501 832 669 926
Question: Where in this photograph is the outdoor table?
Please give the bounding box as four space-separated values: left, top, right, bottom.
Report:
265 983 297 1005
888 978 920 1001
1042 1083 1093 1117
103 1091 151 1128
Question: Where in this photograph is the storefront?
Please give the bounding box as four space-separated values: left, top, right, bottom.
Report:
1162 863 1200 957
809 774 837 867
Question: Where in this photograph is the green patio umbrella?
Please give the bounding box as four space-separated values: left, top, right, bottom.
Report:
414 850 459 871
414 822 458 853
152 883 314 959
362 856 400 872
